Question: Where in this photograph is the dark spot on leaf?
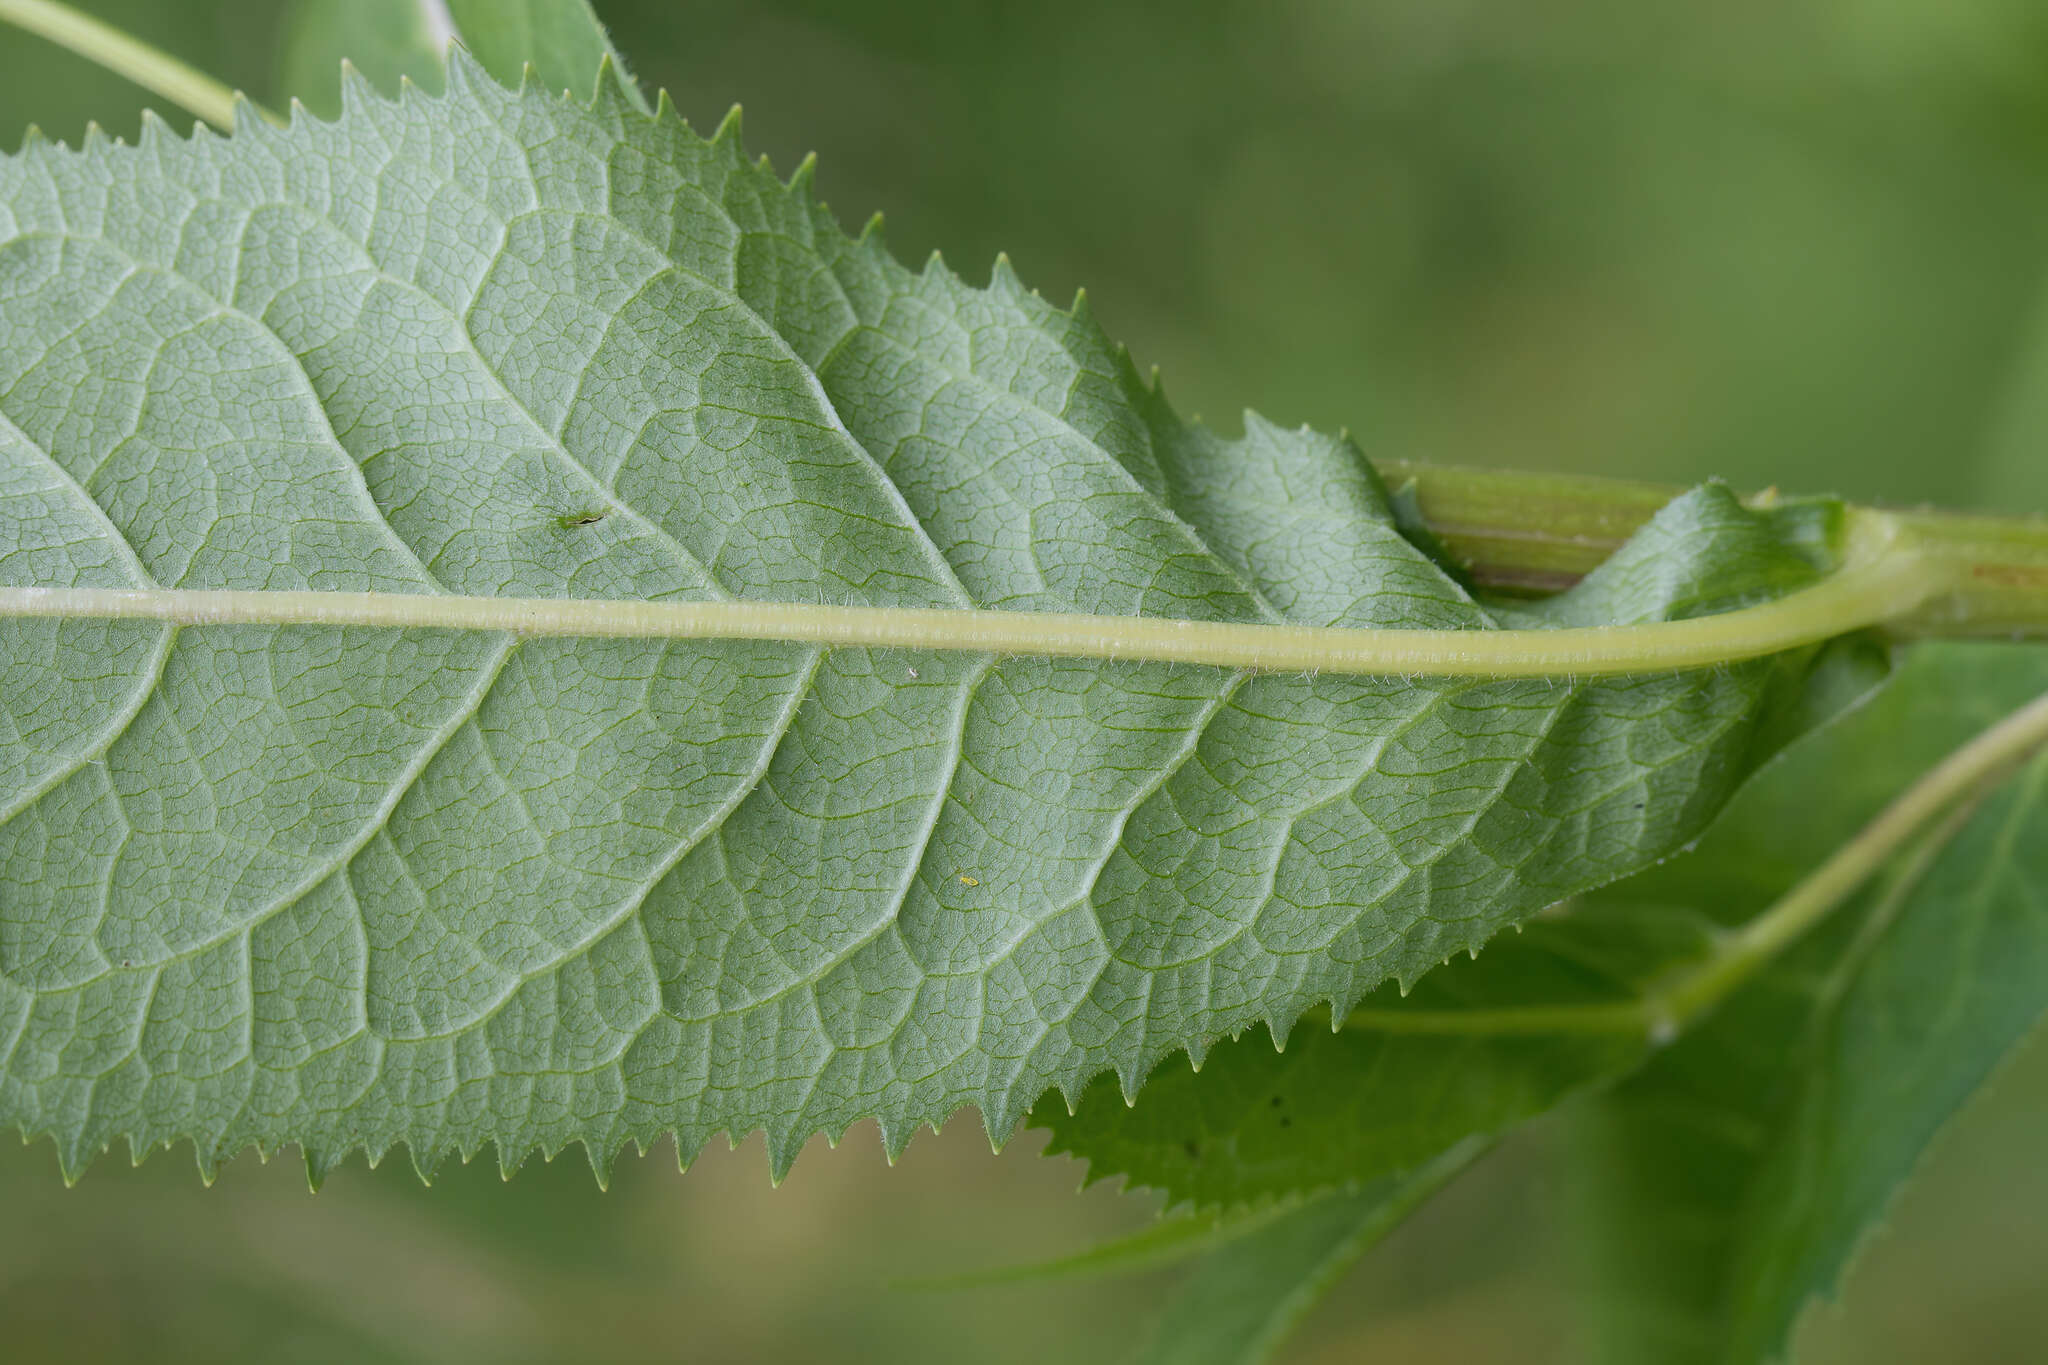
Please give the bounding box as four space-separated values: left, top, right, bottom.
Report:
1279 1116 1292 1128
1269 1095 1283 1107
1183 1139 1201 1160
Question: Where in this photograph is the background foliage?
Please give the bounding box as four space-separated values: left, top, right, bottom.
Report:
4 1 2048 1360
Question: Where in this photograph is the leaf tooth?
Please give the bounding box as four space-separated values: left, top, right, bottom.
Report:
710 104 745 151
440 44 492 98
1115 1057 1147 1105
53 1129 98 1186
589 52 633 115
671 1124 712 1173
494 1138 531 1181
857 210 887 246
977 1073 1036 1144
876 1113 919 1164
405 1139 445 1186
80 121 111 156
652 86 683 129
193 1135 231 1186
136 109 172 151
229 93 268 139
1241 408 1283 442
300 1142 345 1192
579 1137 617 1191
764 1121 808 1182
1183 1035 1212 1072
788 151 819 198
337 59 383 115
988 251 1024 297
980 1102 1020 1154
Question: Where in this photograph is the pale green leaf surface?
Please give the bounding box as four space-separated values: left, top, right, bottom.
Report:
0 59 1831 1179
1574 643 2048 1365
1033 641 1889 1211
1130 1141 1483 1365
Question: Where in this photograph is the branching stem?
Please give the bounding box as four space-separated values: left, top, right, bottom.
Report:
0 0 277 130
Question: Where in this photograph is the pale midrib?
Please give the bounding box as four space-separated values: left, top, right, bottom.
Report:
0 546 1935 678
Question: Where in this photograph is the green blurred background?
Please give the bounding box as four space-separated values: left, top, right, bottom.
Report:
4 2 2048 1360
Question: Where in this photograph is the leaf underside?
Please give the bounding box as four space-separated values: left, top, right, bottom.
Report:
0 54 1838 1180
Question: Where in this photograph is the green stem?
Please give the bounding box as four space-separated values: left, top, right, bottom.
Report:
1648 685 2048 1030
1345 686 2048 1042
1379 461 2048 639
0 0 278 130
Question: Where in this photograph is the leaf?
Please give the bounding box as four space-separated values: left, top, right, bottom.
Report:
279 0 646 119
1129 1141 1484 1365
1034 905 1707 1209
0 58 1838 1180
278 0 452 118
444 0 647 108
1572 642 2048 1364
1033 638 1891 1212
